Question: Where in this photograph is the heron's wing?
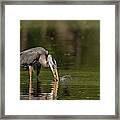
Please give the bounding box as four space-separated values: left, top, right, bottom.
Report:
25 47 48 55
20 51 40 65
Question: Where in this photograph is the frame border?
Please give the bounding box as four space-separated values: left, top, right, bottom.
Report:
0 0 119 119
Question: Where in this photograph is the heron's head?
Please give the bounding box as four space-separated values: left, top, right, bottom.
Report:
47 54 59 81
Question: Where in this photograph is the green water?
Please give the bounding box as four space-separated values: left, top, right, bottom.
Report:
20 20 100 100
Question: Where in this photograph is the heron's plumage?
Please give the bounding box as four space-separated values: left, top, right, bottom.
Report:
20 47 48 66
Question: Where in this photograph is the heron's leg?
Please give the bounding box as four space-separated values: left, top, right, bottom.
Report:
28 66 33 100
36 64 41 96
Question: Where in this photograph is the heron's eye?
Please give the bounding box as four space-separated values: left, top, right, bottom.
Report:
52 65 55 69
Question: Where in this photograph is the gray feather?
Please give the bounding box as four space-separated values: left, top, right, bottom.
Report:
20 47 48 65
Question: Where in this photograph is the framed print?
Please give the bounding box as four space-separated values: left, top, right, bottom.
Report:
0 0 119 119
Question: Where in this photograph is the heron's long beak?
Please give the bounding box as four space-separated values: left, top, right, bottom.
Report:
48 55 59 81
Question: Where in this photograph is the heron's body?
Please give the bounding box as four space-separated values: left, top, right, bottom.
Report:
20 47 48 67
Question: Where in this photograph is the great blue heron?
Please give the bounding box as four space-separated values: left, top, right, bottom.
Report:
20 47 59 99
